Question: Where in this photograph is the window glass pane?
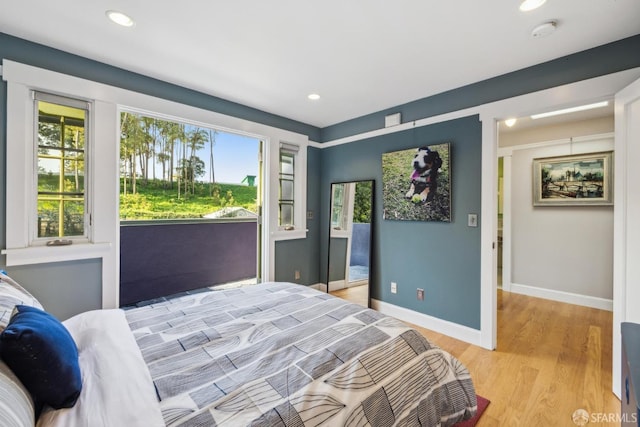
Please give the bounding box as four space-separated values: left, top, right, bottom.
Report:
280 179 294 201
278 150 295 227
280 153 294 175
279 203 293 226
37 200 59 238
63 200 85 236
331 184 346 229
36 99 87 238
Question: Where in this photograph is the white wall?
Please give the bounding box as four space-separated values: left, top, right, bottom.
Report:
501 118 614 305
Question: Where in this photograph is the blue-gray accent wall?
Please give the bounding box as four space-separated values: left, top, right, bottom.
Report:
320 116 482 328
4 259 102 321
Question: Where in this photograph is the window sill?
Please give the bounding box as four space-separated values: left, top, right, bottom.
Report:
2 242 112 266
271 229 308 241
330 230 350 239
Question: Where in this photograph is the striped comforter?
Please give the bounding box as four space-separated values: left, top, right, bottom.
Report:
125 282 477 426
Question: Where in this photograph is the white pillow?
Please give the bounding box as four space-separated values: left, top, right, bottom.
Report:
0 272 43 332
37 309 164 427
0 359 35 427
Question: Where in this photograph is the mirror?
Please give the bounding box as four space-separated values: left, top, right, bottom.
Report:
327 180 374 307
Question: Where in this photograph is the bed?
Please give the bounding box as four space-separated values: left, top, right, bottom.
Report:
0 274 477 426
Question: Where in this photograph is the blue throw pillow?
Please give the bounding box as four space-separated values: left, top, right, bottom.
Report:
0 305 82 409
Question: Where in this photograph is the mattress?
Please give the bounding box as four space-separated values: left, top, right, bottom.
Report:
125 282 477 426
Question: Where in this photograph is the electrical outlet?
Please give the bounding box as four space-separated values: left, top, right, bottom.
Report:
391 282 397 294
294 270 301 280
417 288 424 301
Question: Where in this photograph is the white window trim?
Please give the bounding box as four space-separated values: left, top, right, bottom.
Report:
330 182 354 239
32 91 93 245
2 59 308 308
273 141 308 239
3 75 114 260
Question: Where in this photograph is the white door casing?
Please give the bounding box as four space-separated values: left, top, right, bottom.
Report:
612 75 640 398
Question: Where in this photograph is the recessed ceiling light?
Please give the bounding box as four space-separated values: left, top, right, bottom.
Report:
106 10 135 27
307 93 320 101
520 0 546 12
531 101 609 120
504 118 517 127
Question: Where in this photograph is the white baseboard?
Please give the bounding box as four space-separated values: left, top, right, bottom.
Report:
309 283 327 291
328 280 345 292
509 282 613 311
371 299 482 347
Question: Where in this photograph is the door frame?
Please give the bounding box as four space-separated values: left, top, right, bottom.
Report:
612 75 640 398
478 67 640 356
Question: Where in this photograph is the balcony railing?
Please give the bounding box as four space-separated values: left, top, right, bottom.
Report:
120 218 257 306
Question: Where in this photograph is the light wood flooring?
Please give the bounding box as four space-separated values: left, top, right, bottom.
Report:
330 284 369 307
331 287 619 426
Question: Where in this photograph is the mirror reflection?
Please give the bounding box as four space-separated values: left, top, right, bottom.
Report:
327 180 373 307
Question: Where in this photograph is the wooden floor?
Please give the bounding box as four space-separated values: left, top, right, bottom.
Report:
330 284 369 307
332 288 620 426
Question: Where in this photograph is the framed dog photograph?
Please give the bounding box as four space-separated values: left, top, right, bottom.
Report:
532 151 613 206
382 142 451 222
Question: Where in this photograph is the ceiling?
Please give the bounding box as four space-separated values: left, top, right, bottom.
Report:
499 102 615 133
1 1 639 128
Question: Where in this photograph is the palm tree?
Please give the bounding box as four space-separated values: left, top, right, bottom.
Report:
139 117 156 184
120 112 145 194
186 127 208 194
208 129 217 196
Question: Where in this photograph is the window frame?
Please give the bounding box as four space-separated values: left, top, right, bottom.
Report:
273 141 307 238
278 143 297 229
3 66 111 270
33 91 92 243
330 182 352 238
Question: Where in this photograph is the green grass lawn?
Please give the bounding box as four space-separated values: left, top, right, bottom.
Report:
37 174 258 220
119 180 257 220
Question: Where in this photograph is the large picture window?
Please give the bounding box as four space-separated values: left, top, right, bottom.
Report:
118 111 259 221
35 92 90 240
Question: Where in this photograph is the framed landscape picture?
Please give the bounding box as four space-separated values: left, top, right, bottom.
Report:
532 151 613 206
382 142 451 222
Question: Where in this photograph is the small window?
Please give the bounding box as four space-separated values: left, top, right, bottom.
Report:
331 183 348 231
34 92 90 241
278 143 298 228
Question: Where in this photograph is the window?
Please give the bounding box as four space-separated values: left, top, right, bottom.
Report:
330 183 348 231
3 59 308 288
35 92 90 240
118 111 260 221
3 60 112 272
278 143 298 228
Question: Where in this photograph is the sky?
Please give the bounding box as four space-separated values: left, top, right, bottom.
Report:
152 126 260 185
197 130 260 184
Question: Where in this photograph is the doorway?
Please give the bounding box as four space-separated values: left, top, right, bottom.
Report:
479 68 640 397
496 104 615 304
